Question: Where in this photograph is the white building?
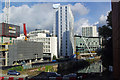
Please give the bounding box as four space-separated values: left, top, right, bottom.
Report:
82 26 98 37
54 5 74 57
28 30 57 60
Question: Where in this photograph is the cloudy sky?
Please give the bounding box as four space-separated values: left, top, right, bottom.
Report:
0 1 111 34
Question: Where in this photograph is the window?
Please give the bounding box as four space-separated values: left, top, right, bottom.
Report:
61 22 62 24
66 52 67 56
60 7 62 9
96 42 97 44
80 43 82 45
43 46 45 48
60 12 62 15
66 18 67 21
60 16 62 19
61 25 62 28
48 42 50 44
48 49 50 52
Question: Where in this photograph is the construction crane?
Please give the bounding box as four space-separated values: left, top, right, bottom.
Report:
23 23 28 41
3 0 10 23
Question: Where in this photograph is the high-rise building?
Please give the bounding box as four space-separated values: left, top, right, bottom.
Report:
53 4 60 37
82 26 98 37
54 5 74 57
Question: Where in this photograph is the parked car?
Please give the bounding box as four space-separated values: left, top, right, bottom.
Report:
32 72 61 79
40 72 61 77
7 70 20 76
63 73 77 78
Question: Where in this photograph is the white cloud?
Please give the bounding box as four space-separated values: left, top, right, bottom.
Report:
0 3 89 34
0 3 54 33
69 3 89 17
69 3 90 35
74 18 90 35
94 11 110 27
94 21 99 25
99 15 107 25
9 4 54 32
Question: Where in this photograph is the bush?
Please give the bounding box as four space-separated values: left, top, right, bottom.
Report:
38 65 55 72
8 66 23 71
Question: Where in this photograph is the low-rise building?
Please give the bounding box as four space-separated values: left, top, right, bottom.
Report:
8 41 43 66
74 35 102 54
17 29 58 60
28 30 57 60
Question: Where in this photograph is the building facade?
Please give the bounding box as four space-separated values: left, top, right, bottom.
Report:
55 5 74 57
27 30 57 60
112 1 120 80
0 23 20 66
82 26 98 37
8 41 43 66
74 36 102 54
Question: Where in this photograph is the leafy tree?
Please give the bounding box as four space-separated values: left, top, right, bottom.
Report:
52 55 57 60
98 11 113 68
98 25 112 41
107 11 112 27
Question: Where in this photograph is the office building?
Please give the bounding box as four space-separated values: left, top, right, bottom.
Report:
0 23 20 66
74 35 102 54
53 4 60 37
82 26 98 37
27 29 57 60
55 5 74 57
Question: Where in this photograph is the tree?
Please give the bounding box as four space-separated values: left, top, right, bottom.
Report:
98 11 113 69
98 25 112 41
52 55 57 60
107 11 112 28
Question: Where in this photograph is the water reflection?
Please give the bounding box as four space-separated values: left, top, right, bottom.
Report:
57 59 90 75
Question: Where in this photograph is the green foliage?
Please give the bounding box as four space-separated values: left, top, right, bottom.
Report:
98 11 112 40
86 58 100 64
45 65 53 72
98 11 113 68
52 55 57 60
101 38 113 68
8 66 23 71
107 11 112 27
38 65 56 72
38 65 44 71
98 25 112 40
